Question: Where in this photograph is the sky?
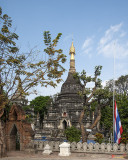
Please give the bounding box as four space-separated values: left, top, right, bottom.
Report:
1 0 128 101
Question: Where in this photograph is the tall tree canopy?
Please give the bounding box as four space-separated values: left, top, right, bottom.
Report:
102 75 128 134
77 70 128 142
29 96 51 124
74 66 112 142
0 7 66 111
106 75 128 96
115 75 128 96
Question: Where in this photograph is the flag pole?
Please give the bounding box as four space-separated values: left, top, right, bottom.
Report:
113 42 115 143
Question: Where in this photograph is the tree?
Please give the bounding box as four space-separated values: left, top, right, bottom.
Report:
74 66 112 142
101 75 128 135
0 7 19 110
115 75 128 96
100 93 128 136
106 75 128 96
100 103 113 135
29 96 51 124
64 126 81 142
0 7 66 112
115 94 128 132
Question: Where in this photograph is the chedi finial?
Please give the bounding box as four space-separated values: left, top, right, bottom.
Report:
69 41 76 73
69 41 75 55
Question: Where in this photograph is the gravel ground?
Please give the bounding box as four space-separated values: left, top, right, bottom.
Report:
1 151 127 160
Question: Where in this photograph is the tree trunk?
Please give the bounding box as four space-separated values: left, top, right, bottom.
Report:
0 120 6 157
89 109 101 129
79 109 88 142
79 108 101 143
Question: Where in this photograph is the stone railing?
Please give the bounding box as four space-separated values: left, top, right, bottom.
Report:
27 140 128 154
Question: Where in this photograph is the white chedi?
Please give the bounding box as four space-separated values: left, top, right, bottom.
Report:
42 144 52 155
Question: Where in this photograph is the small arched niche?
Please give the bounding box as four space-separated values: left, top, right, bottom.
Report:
62 120 67 130
10 124 20 150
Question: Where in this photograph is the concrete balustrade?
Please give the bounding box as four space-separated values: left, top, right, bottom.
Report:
26 140 128 154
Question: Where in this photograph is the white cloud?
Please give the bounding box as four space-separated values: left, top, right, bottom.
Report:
97 23 128 59
120 31 126 37
83 47 92 54
99 23 122 46
106 23 122 34
82 38 93 49
81 37 94 57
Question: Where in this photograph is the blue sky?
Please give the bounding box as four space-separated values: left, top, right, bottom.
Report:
1 0 128 101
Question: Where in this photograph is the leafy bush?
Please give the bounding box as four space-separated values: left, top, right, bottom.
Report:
64 126 81 142
120 133 128 144
95 133 103 144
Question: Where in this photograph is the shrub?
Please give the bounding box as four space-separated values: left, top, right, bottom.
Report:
64 126 81 142
120 133 128 144
95 133 103 144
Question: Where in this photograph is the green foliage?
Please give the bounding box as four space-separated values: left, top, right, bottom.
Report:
23 105 31 111
1 103 11 121
74 66 104 142
95 133 103 144
29 96 51 122
102 75 128 135
91 101 98 111
22 105 34 122
115 75 128 96
25 114 33 123
100 105 113 132
116 94 128 132
106 75 128 96
64 126 81 142
120 133 128 144
94 66 102 76
100 93 128 136
115 75 128 133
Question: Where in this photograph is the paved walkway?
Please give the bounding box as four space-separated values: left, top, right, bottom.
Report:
1 151 128 160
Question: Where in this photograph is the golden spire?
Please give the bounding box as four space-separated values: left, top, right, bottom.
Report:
69 42 75 55
69 41 76 73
